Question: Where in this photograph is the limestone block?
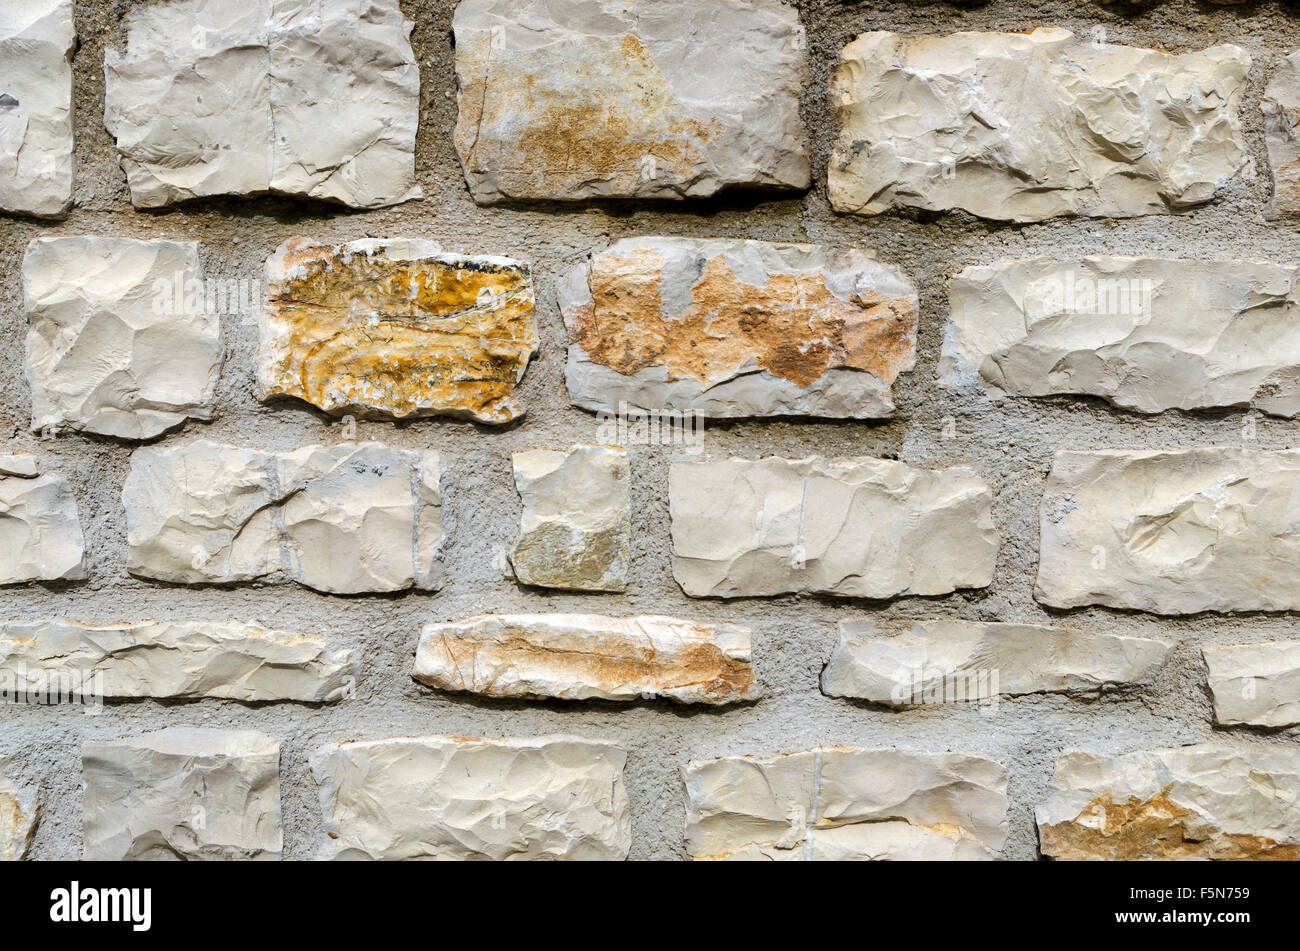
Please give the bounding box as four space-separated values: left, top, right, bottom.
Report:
0 468 85 584
1204 641 1300 727
0 765 37 861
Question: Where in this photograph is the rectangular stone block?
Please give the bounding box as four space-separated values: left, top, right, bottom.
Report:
1262 51 1300 218
258 239 538 424
1204 641 1300 727
123 441 443 595
943 257 1300 416
829 28 1249 222
1037 746 1300 860
24 237 222 439
103 0 420 209
1037 448 1300 614
311 735 630 860
413 613 756 705
0 464 85 584
670 456 997 599
0 619 357 703
821 619 1172 707
0 0 74 217
683 747 1008 860
559 237 918 419
83 728 282 860
0 764 37 861
453 0 809 202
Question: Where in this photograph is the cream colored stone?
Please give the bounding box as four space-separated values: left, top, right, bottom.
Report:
822 619 1172 707
82 728 282 861
23 237 222 439
1037 746 1300 860
0 0 73 217
670 456 997 599
1263 50 1300 218
103 0 420 209
1037 448 1300 614
943 257 1300 416
0 455 39 478
0 765 37 861
311 735 630 860
123 441 443 595
453 0 809 203
683 748 1008 860
510 446 629 591
830 28 1250 222
413 613 755 705
0 469 85 584
0 619 356 702
559 237 918 419
1204 641 1300 728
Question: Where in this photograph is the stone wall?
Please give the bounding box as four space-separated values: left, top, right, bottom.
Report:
3 0 1300 860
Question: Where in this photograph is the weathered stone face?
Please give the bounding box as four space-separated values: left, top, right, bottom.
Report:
559 237 917 419
0 464 85 585
670 456 998 599
683 748 1009 860
1204 641 1300 728
82 728 282 861
1037 448 1300 614
1037 746 1300 860
0 765 37 861
1263 51 1300 218
413 613 755 705
829 28 1250 222
0 0 73 218
123 441 444 594
0 620 357 703
452 0 810 203
510 446 629 591
311 735 630 860
258 239 537 424
822 619 1172 707
944 257 1300 416
103 0 420 209
23 237 222 439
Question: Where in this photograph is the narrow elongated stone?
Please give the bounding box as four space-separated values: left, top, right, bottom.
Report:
943 257 1300 416
103 0 420 209
683 748 1008 860
670 456 997 599
0 0 73 217
559 237 918 419
510 446 629 591
822 619 1172 707
83 728 282 861
0 766 37 861
0 619 357 703
258 239 537 424
24 237 222 439
413 614 755 705
1037 746 1300 860
1037 448 1300 614
453 0 809 203
1204 641 1300 727
311 735 630 860
830 28 1250 222
1263 51 1300 218
0 468 85 584
123 441 443 595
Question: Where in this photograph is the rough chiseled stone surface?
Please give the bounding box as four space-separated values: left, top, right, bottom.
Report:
510 446 629 591
258 239 537 424
671 456 997 599
103 0 420 209
830 28 1250 222
0 0 74 218
0 765 37 861
943 257 1300 416
453 0 810 203
683 748 1009 860
1037 448 1300 614
1204 641 1300 728
0 619 357 703
123 441 444 594
23 237 222 439
822 619 1172 707
559 237 918 419
413 613 755 705
311 735 630 860
82 728 282 861
0 464 85 585
1037 746 1300 860
1263 51 1300 218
